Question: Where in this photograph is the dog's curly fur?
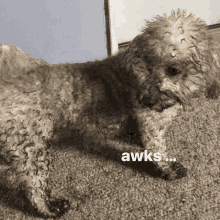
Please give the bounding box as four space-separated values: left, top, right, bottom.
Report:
0 9 220 218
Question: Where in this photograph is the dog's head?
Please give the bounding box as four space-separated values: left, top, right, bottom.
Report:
124 9 220 112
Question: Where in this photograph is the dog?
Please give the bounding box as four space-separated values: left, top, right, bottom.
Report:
0 9 220 218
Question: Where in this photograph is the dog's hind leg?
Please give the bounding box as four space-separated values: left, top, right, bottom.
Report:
0 109 70 218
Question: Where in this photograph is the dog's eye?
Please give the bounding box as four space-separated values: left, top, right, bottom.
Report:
167 67 181 76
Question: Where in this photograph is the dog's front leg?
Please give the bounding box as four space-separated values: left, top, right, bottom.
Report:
133 103 187 180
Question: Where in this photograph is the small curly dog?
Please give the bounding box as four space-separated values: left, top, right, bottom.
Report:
0 9 220 218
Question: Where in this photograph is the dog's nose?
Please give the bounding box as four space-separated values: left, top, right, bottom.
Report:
140 95 156 108
139 95 163 112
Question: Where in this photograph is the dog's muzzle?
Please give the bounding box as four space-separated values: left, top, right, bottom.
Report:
140 91 180 112
159 78 188 109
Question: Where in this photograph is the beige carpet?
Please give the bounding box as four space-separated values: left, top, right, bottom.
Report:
0 95 220 220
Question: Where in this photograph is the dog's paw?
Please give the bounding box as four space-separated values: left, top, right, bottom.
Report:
34 197 70 218
47 198 70 218
156 161 187 180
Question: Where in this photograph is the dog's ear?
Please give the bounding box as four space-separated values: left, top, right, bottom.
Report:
205 80 220 99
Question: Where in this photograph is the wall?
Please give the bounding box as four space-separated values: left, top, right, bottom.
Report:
0 0 107 64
